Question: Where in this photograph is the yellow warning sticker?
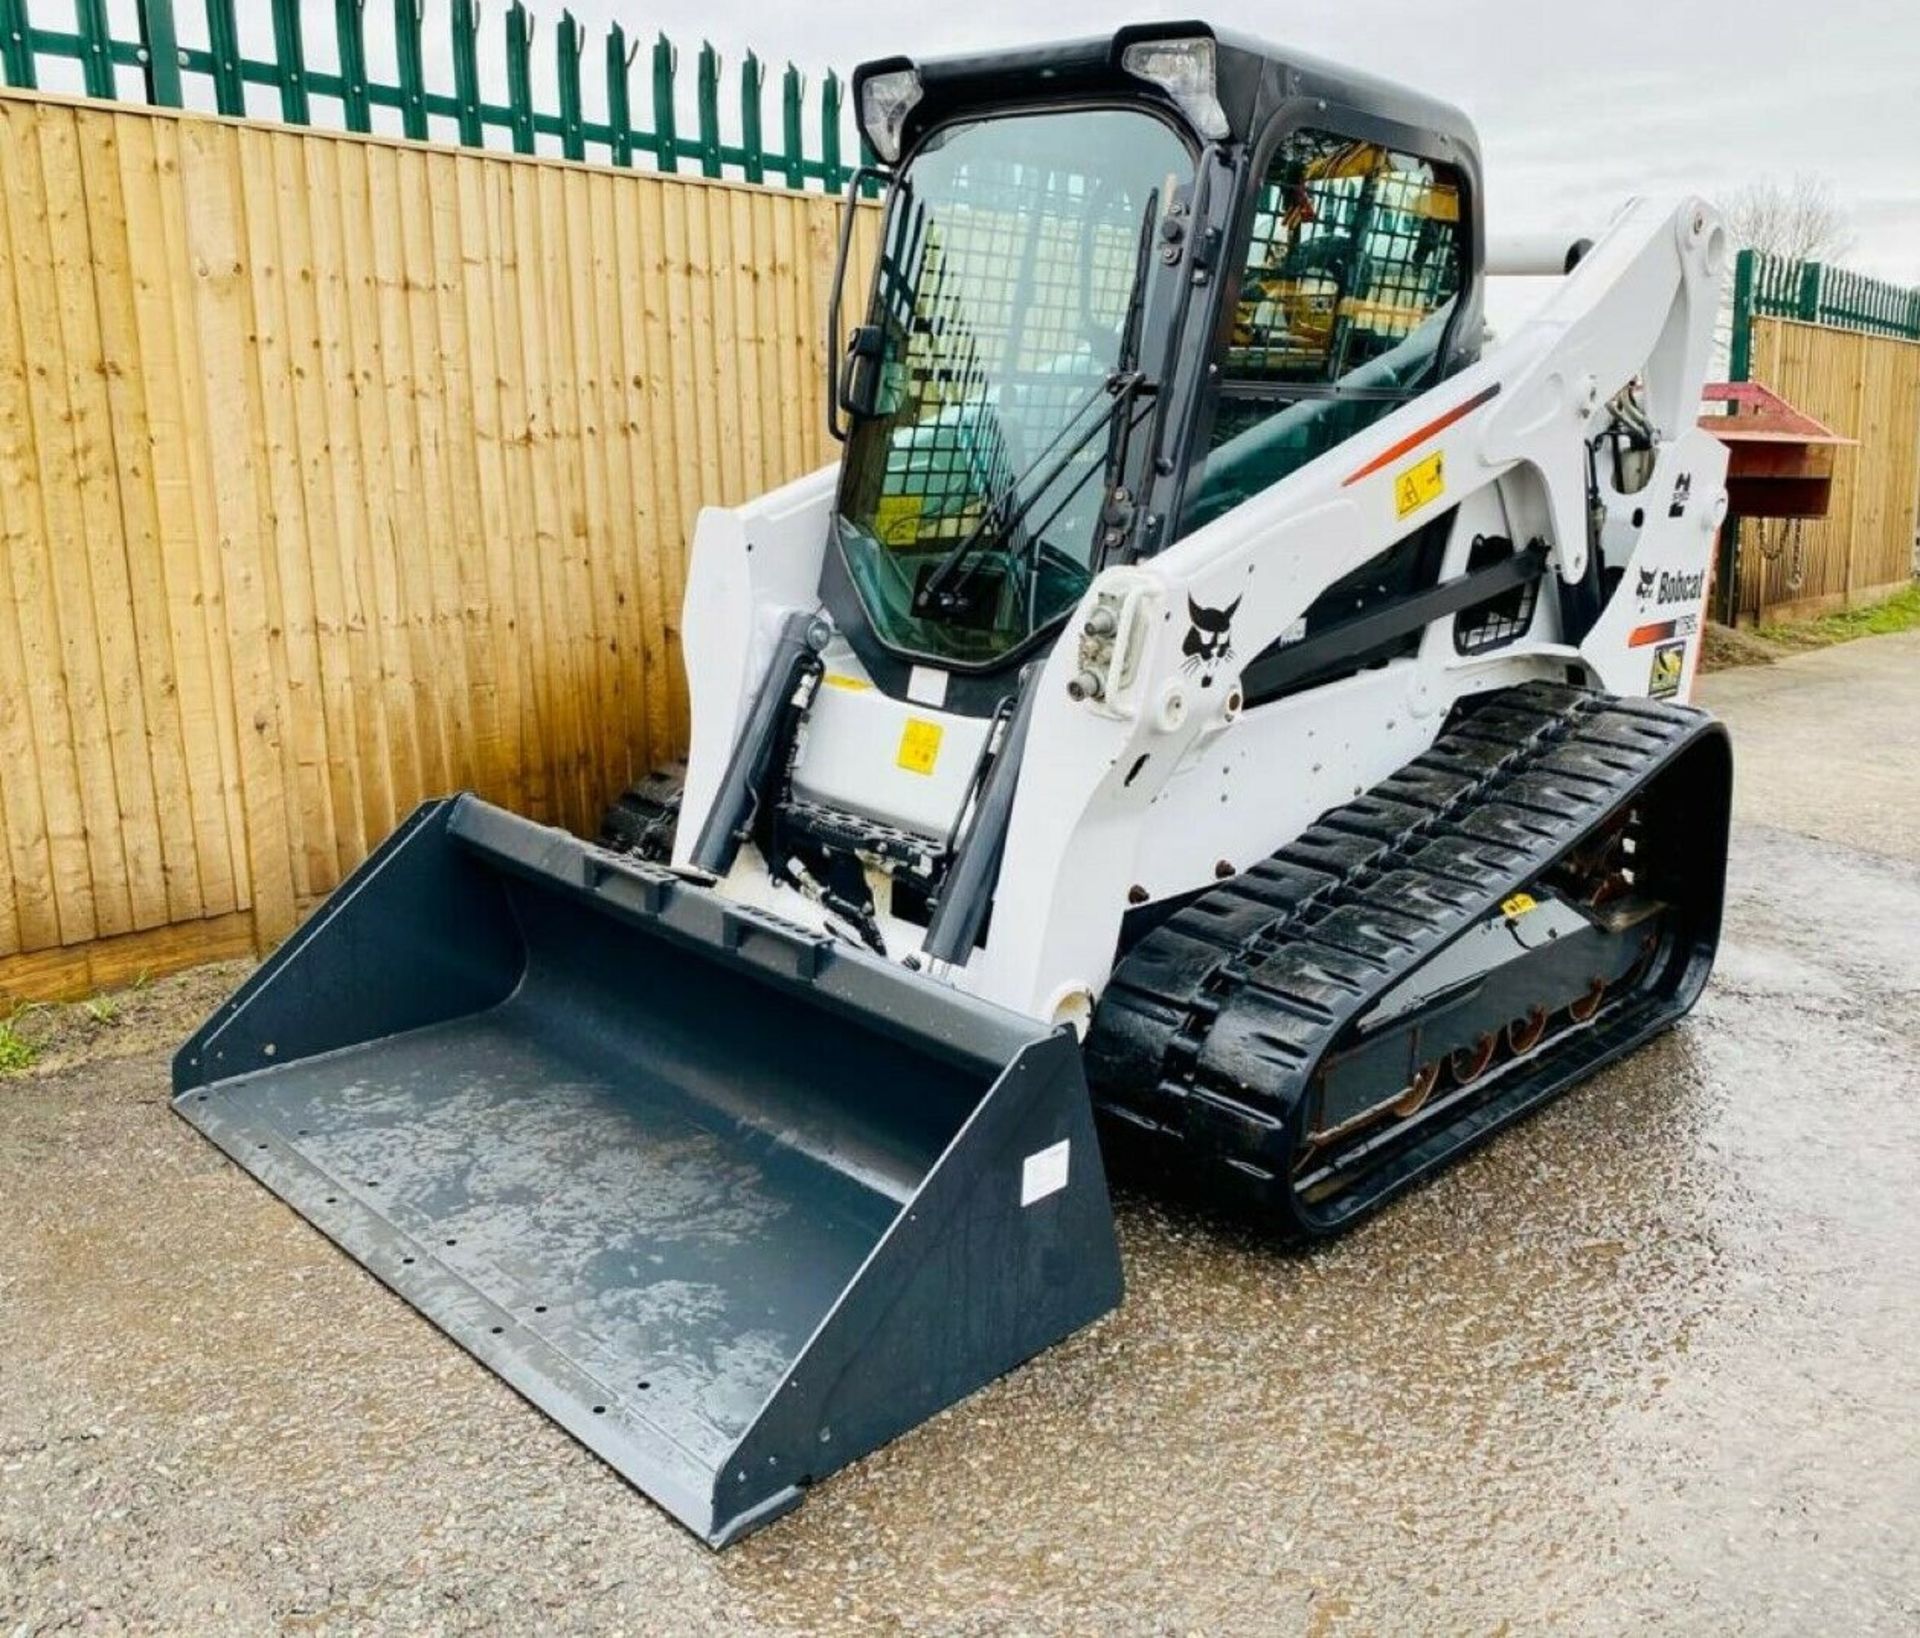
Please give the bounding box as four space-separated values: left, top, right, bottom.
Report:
1648 639 1686 700
821 672 874 692
1394 450 1446 518
897 717 943 776
1501 892 1538 918
874 493 923 547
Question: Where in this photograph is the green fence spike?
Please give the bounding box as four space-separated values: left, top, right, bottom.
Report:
739 50 763 184
696 41 721 178
134 0 181 105
393 0 428 140
780 63 803 189
73 0 113 98
857 131 880 196
336 0 372 132
1729 249 1754 384
505 0 535 153
1796 260 1821 323
605 22 634 167
651 32 678 173
204 0 244 115
820 71 842 193
1 0 37 91
556 9 584 160
450 0 483 147
270 0 310 125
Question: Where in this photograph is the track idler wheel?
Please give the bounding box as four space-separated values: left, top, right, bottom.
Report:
1389 1060 1441 1118
1506 1007 1548 1055
1449 1033 1497 1085
1568 979 1607 1023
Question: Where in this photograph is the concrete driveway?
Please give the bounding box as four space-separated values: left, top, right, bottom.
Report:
4 633 1918 1634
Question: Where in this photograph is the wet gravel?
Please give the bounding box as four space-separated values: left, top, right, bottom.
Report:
3 632 1917 1634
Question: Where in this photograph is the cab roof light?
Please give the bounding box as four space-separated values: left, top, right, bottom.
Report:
1120 36 1228 142
859 67 924 164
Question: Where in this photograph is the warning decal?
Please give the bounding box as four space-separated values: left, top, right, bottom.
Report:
896 717 943 775
1394 450 1446 518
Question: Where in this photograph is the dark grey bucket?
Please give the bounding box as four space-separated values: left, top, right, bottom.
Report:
174 795 1123 1545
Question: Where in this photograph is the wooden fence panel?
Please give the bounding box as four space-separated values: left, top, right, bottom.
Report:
1737 315 1920 622
0 90 868 1000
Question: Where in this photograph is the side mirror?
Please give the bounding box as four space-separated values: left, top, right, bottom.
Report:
837 324 887 424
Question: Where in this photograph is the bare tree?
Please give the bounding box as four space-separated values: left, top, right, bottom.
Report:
1720 174 1857 264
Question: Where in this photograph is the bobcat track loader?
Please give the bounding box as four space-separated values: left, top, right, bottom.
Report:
178 24 1733 1546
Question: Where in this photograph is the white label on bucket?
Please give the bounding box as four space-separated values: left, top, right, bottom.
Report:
1020 1139 1070 1207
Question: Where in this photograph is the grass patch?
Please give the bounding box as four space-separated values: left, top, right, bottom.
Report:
80 992 121 1025
1758 582 1920 651
0 1009 37 1076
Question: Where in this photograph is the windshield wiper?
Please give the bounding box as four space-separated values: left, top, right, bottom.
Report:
913 374 1141 615
913 191 1165 618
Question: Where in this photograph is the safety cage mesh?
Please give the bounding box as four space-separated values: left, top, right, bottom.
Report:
858 156 1145 547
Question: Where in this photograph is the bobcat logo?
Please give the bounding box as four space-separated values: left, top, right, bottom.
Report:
1182 595 1240 684
1636 566 1657 600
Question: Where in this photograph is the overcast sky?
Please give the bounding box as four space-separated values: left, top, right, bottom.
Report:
519 0 1918 281
57 0 1920 284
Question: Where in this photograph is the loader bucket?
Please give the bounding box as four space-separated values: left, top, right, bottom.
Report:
174 796 1122 1546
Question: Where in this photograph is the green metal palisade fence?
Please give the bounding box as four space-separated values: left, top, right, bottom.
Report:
1729 247 1920 381
0 0 876 190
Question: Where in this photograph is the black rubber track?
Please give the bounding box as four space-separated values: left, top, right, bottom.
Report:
1085 680 1732 1238
600 761 686 862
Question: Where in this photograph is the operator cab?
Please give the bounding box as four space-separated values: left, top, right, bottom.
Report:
825 23 1487 703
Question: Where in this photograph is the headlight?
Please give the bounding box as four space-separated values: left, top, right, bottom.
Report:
858 67 924 164
1120 36 1229 142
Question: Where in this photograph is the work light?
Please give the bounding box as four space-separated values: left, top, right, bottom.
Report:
1120 36 1229 141
859 67 924 163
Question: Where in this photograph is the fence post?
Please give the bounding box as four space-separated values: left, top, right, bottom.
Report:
451 0 482 147
1 0 36 90
696 42 721 178
135 0 182 105
73 0 115 98
652 33 679 173
739 51 764 184
606 22 634 167
204 0 245 115
505 1 536 154
269 0 311 125
336 0 372 133
393 0 429 141
1729 248 1755 384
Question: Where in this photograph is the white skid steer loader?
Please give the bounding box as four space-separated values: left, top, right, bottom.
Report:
178 24 1733 1546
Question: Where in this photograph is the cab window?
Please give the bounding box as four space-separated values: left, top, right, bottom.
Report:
1184 129 1465 530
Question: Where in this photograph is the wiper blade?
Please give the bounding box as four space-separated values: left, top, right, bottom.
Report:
913 189 1166 617
913 374 1137 615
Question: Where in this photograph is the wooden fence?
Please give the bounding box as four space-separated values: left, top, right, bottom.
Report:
1732 316 1920 623
0 89 867 1000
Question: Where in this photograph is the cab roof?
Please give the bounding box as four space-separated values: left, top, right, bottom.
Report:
853 21 1480 169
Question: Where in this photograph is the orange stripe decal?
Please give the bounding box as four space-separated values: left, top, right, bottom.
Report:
1342 382 1502 487
1628 620 1677 648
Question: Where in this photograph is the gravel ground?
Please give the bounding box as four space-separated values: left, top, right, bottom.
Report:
3 632 1918 1634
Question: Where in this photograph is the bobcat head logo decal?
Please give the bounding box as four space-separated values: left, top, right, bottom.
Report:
1182 594 1240 684
1636 566 1656 600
